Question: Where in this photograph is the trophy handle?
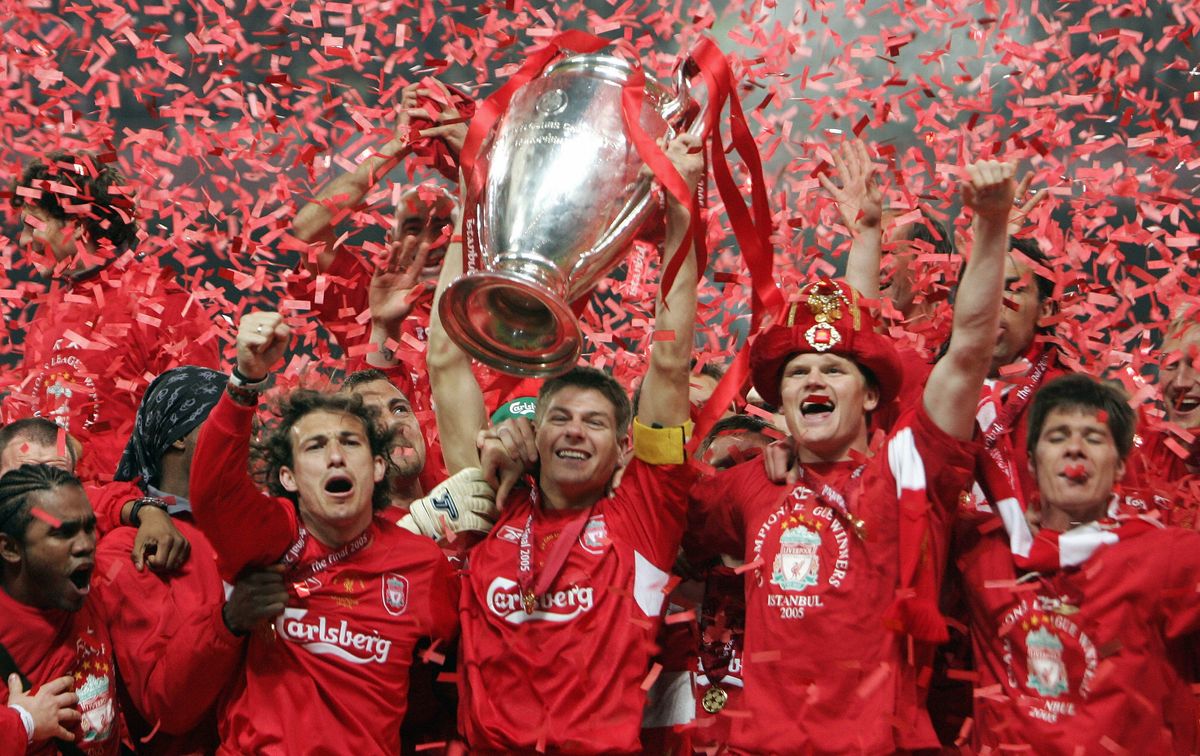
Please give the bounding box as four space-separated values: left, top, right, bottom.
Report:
565 54 707 301
665 55 707 138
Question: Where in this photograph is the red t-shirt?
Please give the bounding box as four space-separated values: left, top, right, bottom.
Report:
93 519 243 754
2 257 222 482
1127 429 1200 528
0 589 122 755
0 706 26 754
84 480 144 537
190 393 460 755
687 405 976 754
458 458 694 753
957 514 1200 754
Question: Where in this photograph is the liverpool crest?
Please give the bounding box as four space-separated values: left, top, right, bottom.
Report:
382 573 409 616
771 525 821 591
1026 626 1069 697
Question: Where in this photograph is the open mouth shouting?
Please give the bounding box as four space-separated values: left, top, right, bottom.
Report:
799 394 836 420
323 473 355 499
1172 393 1200 418
67 561 94 598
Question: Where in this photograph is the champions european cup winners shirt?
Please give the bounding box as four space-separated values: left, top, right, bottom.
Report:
957 514 1200 755
688 405 976 755
190 393 460 756
0 586 122 755
459 454 695 754
3 257 220 483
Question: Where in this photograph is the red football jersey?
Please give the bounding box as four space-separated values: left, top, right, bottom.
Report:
458 458 694 753
2 257 222 482
958 515 1200 753
93 519 242 754
191 393 460 755
1127 428 1200 528
0 588 122 755
688 406 975 754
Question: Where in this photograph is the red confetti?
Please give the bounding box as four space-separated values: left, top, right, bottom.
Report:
30 507 62 528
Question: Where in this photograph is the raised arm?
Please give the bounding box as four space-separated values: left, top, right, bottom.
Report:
366 96 468 370
636 134 704 429
818 139 883 300
291 84 421 272
190 312 296 577
427 192 489 474
923 160 1016 440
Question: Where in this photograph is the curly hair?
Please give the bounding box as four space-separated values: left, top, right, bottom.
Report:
12 151 137 249
252 389 396 511
0 464 83 541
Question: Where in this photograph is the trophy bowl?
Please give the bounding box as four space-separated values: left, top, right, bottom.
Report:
439 53 696 377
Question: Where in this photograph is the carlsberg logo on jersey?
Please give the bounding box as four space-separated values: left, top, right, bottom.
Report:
275 608 392 664
486 576 595 624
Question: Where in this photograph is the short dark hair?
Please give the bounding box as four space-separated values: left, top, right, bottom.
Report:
903 209 954 258
253 390 395 510
1009 236 1054 304
699 414 775 453
341 368 394 393
12 151 137 249
537 366 632 437
695 360 726 383
0 419 76 466
0 464 83 541
1026 374 1136 461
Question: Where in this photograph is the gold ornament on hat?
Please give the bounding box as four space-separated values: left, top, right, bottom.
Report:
788 281 861 351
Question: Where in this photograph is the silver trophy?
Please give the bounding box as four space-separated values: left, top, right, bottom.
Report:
439 53 702 376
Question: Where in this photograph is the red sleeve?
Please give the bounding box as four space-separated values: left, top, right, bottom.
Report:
896 402 979 514
94 524 243 735
0 706 26 755
417 545 461 642
85 480 144 536
190 391 296 578
1159 528 1200 640
287 249 373 351
605 458 696 571
685 463 753 563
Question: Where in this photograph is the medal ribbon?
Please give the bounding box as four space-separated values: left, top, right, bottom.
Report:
793 463 868 540
981 348 1054 451
697 569 743 687
279 526 372 583
516 487 596 612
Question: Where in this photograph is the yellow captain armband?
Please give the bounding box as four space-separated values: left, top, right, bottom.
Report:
631 418 693 465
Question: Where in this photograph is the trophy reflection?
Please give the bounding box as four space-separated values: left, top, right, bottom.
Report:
438 53 701 377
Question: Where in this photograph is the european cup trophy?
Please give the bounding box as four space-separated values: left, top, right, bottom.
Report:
438 53 702 377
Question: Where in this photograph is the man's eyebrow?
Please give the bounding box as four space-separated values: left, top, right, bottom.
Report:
51 515 97 531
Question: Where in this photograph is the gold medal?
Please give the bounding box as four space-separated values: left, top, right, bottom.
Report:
850 515 867 541
522 589 537 614
701 686 728 713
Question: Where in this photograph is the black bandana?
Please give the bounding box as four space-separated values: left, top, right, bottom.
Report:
115 366 226 488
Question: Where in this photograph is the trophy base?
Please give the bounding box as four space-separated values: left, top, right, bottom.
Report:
439 272 582 377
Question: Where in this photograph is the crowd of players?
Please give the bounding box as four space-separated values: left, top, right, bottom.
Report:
0 81 1198 756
